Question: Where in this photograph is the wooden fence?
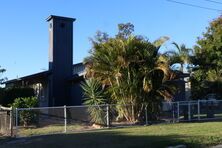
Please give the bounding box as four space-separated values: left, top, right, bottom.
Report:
0 106 13 136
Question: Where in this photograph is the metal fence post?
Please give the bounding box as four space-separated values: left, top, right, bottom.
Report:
10 108 13 137
172 103 175 123
64 105 67 133
106 104 110 128
15 108 18 138
188 101 191 121
177 102 180 122
145 105 148 125
9 109 12 130
197 100 200 121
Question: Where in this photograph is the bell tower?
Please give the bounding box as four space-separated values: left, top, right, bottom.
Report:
46 15 75 106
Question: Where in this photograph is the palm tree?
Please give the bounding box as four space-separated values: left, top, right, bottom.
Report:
169 42 193 73
83 24 180 122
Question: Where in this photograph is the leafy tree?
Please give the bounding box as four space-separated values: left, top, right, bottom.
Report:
84 23 179 121
0 66 7 86
0 87 35 106
0 66 7 106
191 16 222 99
116 23 134 39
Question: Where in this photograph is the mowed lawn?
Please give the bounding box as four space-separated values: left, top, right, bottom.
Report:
1 122 222 148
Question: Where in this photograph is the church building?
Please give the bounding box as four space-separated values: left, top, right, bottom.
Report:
4 15 190 107
5 15 84 107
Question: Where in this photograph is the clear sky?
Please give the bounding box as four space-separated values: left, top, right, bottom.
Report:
0 0 220 80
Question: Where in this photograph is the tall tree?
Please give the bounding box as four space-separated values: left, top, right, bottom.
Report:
0 66 6 87
0 66 6 106
191 16 222 99
84 23 178 121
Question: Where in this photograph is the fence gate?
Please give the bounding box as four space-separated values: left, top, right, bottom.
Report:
0 106 13 136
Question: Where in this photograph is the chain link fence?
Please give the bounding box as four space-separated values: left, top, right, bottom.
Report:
10 100 222 137
14 104 147 137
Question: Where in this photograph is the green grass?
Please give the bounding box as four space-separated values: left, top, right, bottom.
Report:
17 124 85 137
1 122 222 148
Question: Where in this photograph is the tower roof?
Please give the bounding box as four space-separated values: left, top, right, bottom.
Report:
46 15 76 22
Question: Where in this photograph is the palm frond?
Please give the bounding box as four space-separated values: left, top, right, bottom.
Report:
153 36 170 48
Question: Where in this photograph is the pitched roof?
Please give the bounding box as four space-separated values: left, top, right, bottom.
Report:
4 63 85 85
4 71 51 85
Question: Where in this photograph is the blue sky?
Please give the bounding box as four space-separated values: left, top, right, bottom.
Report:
0 0 220 80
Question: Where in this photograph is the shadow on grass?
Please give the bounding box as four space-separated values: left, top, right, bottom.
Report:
0 136 14 145
1 130 206 148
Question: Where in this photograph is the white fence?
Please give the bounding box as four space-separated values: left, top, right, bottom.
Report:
11 100 222 137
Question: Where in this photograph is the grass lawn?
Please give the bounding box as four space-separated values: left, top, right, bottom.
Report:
1 122 222 148
17 124 88 137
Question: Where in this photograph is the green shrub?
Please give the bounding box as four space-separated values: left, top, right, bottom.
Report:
81 78 106 125
12 97 38 127
0 88 5 102
0 87 35 106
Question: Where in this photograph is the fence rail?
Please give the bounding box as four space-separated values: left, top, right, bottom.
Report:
1 100 222 138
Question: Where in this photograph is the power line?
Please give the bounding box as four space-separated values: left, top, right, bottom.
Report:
205 0 222 5
166 0 222 12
